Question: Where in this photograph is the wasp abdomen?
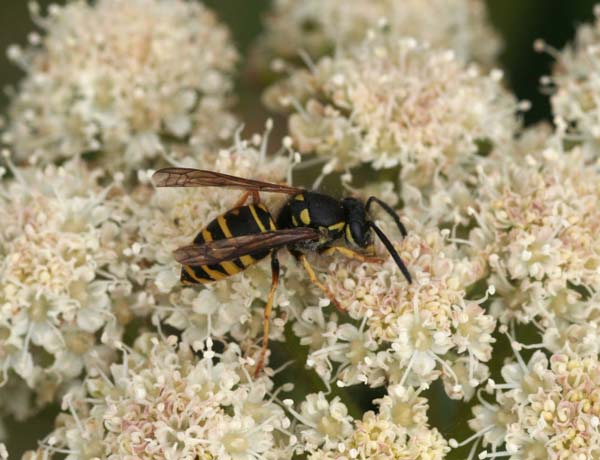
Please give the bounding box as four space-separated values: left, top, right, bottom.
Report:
181 204 277 284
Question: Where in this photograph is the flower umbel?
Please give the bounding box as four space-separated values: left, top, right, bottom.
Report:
3 0 237 174
264 33 519 230
23 334 295 460
468 350 600 460
0 158 129 404
251 0 501 76
546 5 600 151
296 225 495 398
469 143 600 351
291 388 449 460
5 2 600 459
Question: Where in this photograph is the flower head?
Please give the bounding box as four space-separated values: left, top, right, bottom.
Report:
293 388 449 460
296 392 354 451
468 350 600 460
23 334 295 460
546 5 600 149
264 34 518 227
469 143 600 350
251 0 500 76
295 224 495 398
3 0 237 174
0 157 130 401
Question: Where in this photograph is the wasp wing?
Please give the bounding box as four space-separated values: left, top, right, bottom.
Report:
152 168 304 195
173 228 319 266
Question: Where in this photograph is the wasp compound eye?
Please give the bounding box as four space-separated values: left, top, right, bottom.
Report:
350 220 370 247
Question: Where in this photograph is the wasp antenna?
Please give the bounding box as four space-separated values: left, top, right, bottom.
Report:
369 222 412 284
365 197 407 237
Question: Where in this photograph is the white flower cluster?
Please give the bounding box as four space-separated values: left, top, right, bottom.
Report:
264 34 519 221
251 0 500 76
290 387 449 459
22 334 295 460
3 0 237 174
469 143 600 353
8 0 600 459
547 5 600 151
0 158 131 407
295 225 495 400
468 349 600 460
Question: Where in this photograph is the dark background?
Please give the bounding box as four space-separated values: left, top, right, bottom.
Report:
0 0 597 457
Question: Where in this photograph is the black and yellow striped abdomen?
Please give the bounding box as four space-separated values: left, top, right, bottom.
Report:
181 203 277 284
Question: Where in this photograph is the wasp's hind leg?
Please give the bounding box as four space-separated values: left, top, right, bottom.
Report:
319 245 384 264
254 251 280 377
291 249 345 313
234 190 261 208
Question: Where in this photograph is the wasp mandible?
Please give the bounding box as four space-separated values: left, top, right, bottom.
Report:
152 168 412 375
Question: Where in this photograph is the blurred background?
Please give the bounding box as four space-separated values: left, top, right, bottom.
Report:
0 0 597 457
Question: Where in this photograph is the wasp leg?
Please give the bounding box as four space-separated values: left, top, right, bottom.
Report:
291 250 345 313
254 251 280 377
320 246 384 264
234 191 261 208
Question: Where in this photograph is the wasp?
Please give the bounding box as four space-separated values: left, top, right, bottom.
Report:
152 168 412 375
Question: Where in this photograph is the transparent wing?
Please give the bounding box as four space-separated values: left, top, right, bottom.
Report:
152 168 304 195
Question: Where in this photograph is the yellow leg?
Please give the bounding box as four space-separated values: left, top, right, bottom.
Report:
296 253 345 313
364 243 377 257
254 252 280 377
321 246 384 264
